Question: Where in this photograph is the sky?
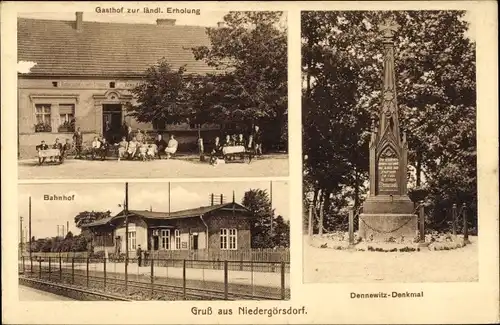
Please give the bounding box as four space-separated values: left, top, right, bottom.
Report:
18 181 289 240
18 10 229 27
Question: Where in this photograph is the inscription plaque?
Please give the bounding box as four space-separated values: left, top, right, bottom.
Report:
377 147 399 194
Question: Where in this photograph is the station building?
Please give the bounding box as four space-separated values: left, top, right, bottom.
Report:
83 201 255 258
17 13 222 158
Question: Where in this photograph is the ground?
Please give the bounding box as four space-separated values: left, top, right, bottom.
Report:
19 285 75 301
303 235 478 283
18 154 288 179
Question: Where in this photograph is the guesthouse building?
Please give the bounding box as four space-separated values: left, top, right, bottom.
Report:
17 13 222 158
83 201 255 258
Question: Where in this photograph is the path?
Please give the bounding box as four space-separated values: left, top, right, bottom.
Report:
19 285 75 301
29 261 290 289
18 154 288 179
303 236 478 283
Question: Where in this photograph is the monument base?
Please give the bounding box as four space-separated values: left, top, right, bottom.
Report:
359 195 417 241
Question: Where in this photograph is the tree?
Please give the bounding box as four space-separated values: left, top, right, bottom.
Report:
74 210 111 229
242 189 290 248
127 60 196 126
302 11 476 231
192 11 288 151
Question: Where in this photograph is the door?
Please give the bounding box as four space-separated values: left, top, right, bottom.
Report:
102 104 122 143
153 236 159 251
192 234 199 250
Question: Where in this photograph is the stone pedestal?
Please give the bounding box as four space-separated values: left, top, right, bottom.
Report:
360 195 416 240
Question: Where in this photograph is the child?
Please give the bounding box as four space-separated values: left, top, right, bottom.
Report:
138 142 148 161
147 144 156 160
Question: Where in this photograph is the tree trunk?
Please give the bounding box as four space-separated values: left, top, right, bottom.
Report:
416 150 422 187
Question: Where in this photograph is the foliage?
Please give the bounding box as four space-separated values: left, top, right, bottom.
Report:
57 120 75 132
302 11 476 232
191 11 288 151
29 233 89 253
242 189 290 248
74 210 112 229
34 122 52 133
128 60 196 126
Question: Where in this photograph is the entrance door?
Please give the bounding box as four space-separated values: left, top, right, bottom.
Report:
153 236 159 251
192 234 199 250
102 104 122 143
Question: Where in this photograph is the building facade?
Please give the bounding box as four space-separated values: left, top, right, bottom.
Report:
18 13 221 158
84 202 254 257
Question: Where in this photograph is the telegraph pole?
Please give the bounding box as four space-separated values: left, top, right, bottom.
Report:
270 181 274 235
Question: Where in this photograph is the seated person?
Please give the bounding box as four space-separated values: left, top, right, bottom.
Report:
91 136 101 160
223 134 233 147
61 139 72 162
138 142 148 161
50 138 63 163
117 136 128 161
147 144 157 160
127 137 139 159
99 138 110 161
155 134 167 159
235 134 246 147
165 135 178 159
36 140 49 164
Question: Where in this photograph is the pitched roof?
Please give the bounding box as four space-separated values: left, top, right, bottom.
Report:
83 202 252 228
18 18 217 77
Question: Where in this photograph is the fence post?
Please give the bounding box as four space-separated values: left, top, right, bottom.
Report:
251 261 254 297
22 256 25 273
48 257 51 280
183 259 187 300
59 255 62 281
280 261 286 300
30 256 33 274
86 257 89 288
39 259 41 279
151 258 154 297
452 204 457 236
418 201 427 247
224 260 228 300
319 202 324 235
308 203 313 236
348 205 355 247
462 203 471 244
71 258 75 284
103 258 107 291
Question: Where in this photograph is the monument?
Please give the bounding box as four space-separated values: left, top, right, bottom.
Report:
359 17 417 240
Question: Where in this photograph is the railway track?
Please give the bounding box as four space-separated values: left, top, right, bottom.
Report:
19 276 132 301
22 271 282 301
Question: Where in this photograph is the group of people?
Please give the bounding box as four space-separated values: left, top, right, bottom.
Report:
35 138 72 164
209 125 263 163
115 133 178 161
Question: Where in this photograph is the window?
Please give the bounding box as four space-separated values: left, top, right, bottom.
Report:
59 104 75 132
35 104 51 130
161 229 170 250
109 82 115 88
174 229 181 250
128 231 136 250
52 81 58 87
220 228 237 250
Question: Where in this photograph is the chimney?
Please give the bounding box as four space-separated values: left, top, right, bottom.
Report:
156 19 176 26
75 12 83 31
217 21 226 28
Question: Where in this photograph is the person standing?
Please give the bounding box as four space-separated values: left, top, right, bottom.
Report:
73 127 83 159
136 245 143 267
250 125 263 156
